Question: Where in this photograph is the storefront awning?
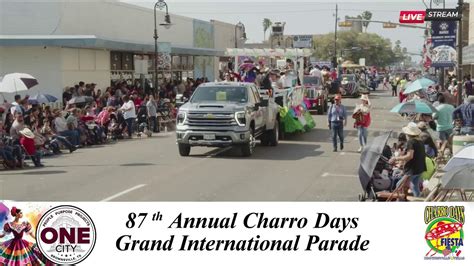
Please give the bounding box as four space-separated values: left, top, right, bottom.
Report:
171 45 225 57
0 35 168 54
225 48 314 57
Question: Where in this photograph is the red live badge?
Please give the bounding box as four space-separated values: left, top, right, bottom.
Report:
399 11 426 23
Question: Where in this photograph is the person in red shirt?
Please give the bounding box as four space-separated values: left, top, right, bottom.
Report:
352 94 372 152
399 89 408 103
19 128 43 167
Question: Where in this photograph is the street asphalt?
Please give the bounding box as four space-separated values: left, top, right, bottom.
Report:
0 88 408 201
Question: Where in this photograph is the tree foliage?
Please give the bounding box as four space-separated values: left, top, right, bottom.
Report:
313 31 398 67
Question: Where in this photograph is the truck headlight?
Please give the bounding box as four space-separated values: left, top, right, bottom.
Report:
177 112 187 125
234 111 246 127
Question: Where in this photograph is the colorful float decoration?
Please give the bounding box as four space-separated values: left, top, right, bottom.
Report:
278 86 316 133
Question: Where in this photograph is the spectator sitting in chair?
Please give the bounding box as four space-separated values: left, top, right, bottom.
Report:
9 113 25 143
19 128 44 167
53 108 80 147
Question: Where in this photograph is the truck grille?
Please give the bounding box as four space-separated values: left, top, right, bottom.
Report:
186 112 237 127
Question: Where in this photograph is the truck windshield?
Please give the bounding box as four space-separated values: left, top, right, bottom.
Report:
190 86 248 103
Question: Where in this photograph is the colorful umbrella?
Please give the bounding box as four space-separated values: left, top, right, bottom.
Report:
0 73 38 93
403 78 435 94
390 100 437 114
28 93 58 104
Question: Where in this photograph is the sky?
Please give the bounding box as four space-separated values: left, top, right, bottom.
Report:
124 0 462 58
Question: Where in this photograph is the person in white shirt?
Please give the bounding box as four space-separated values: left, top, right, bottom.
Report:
309 66 322 78
52 109 80 146
120 95 136 138
10 95 23 115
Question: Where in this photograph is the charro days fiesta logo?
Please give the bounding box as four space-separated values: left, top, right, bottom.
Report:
424 206 465 260
36 205 97 264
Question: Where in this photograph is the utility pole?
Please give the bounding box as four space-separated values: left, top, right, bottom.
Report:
457 0 464 106
333 4 338 68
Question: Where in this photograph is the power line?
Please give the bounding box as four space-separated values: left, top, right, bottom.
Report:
169 8 403 15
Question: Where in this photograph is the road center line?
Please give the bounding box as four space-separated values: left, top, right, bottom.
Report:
101 184 147 202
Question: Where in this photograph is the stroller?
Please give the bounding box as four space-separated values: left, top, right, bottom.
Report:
136 105 152 138
108 112 126 140
358 132 402 201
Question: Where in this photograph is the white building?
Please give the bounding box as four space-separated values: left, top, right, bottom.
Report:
0 0 242 101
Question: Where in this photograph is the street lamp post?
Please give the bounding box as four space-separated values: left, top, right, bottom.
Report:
154 0 171 94
457 0 464 106
234 22 246 73
333 4 338 68
234 21 247 48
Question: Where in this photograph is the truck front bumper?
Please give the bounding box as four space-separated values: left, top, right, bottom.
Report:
176 130 250 147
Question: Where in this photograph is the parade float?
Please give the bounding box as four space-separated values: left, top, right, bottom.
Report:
225 48 316 136
277 85 316 134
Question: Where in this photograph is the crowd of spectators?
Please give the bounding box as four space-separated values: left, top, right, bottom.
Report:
0 77 207 170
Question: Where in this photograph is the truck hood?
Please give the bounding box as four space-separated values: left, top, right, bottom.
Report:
179 102 247 113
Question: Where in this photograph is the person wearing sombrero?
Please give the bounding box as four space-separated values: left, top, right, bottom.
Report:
389 122 427 197
353 94 371 152
0 207 48 265
19 128 44 167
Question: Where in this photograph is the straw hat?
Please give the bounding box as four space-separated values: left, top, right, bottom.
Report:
468 95 474 103
402 122 422 136
360 94 369 102
417 121 428 130
19 128 35 139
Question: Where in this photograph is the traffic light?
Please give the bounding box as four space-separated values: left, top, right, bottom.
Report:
338 21 353 27
383 22 397 28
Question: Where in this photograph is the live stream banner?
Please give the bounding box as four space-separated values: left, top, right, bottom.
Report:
0 202 472 265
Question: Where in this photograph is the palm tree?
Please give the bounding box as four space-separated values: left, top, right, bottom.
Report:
361 11 372 33
263 18 272 42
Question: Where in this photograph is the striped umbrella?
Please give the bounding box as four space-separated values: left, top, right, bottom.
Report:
390 100 437 114
0 73 38 93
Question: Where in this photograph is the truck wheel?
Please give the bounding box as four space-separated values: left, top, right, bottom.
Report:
260 134 270 146
178 143 191 156
268 120 279 146
241 128 255 157
279 122 285 140
317 105 324 115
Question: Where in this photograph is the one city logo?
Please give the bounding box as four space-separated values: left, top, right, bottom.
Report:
36 205 97 264
424 206 465 260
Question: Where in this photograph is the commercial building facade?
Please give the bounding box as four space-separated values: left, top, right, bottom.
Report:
0 0 240 101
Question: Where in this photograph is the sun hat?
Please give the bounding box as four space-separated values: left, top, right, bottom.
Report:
19 128 35 139
402 122 422 136
360 94 369 102
270 69 281 77
417 121 428 130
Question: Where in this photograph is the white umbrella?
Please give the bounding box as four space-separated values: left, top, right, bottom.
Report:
444 144 474 172
0 73 38 93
